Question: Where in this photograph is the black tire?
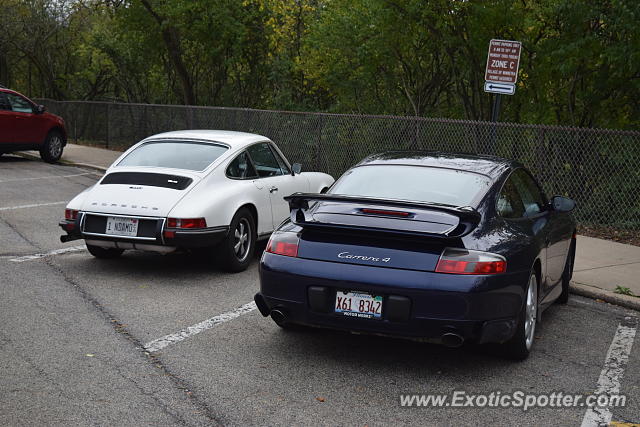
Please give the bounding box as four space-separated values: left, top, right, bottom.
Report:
557 239 576 304
40 130 64 163
86 244 124 259
217 208 256 272
502 271 538 360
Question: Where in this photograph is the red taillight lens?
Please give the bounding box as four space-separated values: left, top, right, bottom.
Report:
266 231 299 257
435 248 506 275
166 218 207 229
65 209 79 220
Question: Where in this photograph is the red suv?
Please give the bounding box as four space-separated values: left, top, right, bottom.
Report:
0 86 67 163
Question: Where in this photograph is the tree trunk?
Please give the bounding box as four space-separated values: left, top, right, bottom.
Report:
140 0 196 105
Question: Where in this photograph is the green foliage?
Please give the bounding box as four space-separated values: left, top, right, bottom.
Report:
614 286 634 296
0 0 638 128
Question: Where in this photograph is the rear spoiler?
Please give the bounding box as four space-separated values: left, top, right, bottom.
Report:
284 193 481 238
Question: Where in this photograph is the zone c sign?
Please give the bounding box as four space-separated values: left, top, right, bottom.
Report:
485 39 521 85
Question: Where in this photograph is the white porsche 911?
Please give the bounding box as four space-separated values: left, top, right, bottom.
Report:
59 130 334 271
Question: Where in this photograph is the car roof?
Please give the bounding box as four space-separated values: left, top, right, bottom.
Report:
356 151 517 180
1 88 23 96
143 130 270 149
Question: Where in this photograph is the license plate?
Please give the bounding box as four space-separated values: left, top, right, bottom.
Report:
335 291 383 320
105 216 139 237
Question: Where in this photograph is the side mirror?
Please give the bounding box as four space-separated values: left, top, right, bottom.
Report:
35 104 46 114
551 195 575 213
291 163 302 176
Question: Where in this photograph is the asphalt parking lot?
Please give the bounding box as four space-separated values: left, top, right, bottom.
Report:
1 155 639 426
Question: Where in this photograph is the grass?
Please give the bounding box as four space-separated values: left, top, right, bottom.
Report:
614 286 635 297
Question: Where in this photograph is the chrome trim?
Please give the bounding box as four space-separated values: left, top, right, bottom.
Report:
80 211 163 242
82 231 158 241
80 211 87 231
169 226 229 234
160 217 167 245
82 211 164 220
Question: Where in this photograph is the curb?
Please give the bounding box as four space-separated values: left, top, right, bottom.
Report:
16 152 107 173
570 282 640 311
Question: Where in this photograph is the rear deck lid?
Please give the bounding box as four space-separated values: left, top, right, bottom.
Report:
81 171 200 217
286 193 481 272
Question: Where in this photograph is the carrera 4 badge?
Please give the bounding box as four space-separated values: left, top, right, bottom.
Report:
338 251 391 263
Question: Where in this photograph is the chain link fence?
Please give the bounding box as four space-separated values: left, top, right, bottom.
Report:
35 99 640 229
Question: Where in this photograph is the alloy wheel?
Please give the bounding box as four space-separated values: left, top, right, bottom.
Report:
49 136 63 158
233 218 251 262
524 274 538 350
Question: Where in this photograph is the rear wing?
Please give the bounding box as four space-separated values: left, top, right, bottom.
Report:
284 193 481 239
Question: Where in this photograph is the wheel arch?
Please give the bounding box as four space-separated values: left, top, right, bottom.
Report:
532 258 542 290
237 202 258 231
47 126 67 145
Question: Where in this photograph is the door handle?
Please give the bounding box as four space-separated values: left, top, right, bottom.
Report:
269 186 278 193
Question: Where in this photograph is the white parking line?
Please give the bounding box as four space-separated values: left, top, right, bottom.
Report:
8 245 87 263
581 316 637 427
0 201 67 211
0 172 94 183
144 301 257 353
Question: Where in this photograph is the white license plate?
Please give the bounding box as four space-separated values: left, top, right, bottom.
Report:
105 216 139 237
335 291 383 320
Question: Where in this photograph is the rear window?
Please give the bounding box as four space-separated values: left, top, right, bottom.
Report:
117 141 228 171
330 165 491 207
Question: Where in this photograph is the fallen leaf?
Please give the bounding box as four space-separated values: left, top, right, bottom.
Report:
316 397 325 402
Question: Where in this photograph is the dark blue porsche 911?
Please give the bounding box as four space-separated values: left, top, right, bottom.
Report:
254 152 576 359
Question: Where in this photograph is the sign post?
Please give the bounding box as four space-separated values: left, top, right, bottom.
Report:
484 39 521 153
484 39 521 121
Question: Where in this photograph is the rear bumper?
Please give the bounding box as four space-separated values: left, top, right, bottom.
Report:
59 213 228 250
258 252 529 344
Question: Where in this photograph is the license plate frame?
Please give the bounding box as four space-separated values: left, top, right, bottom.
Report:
335 290 383 320
105 216 139 237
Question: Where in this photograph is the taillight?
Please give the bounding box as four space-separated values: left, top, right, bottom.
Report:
166 218 207 229
435 248 506 275
265 231 299 257
65 209 79 221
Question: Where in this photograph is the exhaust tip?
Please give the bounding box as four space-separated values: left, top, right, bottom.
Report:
270 309 287 326
441 332 464 348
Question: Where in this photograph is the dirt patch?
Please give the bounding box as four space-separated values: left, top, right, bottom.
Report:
578 224 640 247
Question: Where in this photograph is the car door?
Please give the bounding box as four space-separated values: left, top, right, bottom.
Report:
0 92 14 143
267 142 309 217
226 150 273 236
6 92 40 144
511 169 566 291
497 170 552 294
246 142 302 229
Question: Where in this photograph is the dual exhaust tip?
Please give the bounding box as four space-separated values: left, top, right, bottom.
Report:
270 309 287 327
441 332 464 348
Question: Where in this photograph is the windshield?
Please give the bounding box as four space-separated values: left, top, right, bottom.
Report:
117 141 228 171
330 165 491 207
